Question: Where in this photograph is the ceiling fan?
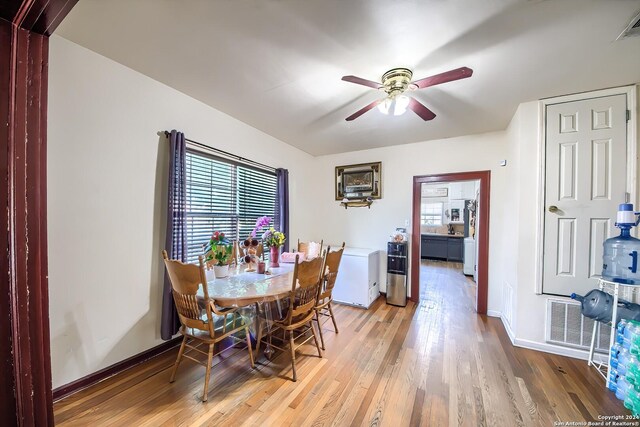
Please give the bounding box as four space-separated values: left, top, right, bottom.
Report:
341 66 473 121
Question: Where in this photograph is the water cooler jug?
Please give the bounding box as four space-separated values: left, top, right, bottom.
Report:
602 203 640 284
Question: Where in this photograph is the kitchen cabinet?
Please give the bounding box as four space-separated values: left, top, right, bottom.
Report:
448 182 463 199
448 181 476 200
421 234 464 262
447 238 463 262
462 182 476 199
421 235 448 259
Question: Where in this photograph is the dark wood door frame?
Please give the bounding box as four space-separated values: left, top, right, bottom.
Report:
1 1 78 425
411 171 491 314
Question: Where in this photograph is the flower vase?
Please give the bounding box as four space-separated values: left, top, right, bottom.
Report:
213 264 229 278
270 246 280 268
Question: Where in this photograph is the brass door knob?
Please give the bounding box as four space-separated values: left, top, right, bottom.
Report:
548 205 559 213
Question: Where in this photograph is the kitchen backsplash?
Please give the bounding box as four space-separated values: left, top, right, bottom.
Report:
421 224 464 235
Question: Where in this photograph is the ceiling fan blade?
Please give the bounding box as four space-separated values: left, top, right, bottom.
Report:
412 67 473 89
408 98 436 121
341 75 382 89
345 98 383 121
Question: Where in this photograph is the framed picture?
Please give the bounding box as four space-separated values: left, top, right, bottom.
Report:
422 187 448 198
335 162 382 200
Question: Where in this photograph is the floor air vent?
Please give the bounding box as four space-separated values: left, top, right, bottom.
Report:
546 299 610 352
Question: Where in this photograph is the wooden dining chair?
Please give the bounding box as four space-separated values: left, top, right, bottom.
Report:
162 250 254 402
256 254 324 382
297 239 323 259
314 243 345 350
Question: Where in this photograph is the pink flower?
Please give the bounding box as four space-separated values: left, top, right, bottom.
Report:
251 216 272 237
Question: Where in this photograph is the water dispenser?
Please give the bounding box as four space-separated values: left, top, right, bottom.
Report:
602 203 640 284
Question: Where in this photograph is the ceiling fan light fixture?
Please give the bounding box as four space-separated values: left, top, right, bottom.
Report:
378 95 410 116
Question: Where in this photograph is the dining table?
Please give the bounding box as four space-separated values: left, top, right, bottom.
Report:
199 263 296 308
197 263 299 358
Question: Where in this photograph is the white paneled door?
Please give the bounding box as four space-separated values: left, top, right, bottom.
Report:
543 94 628 296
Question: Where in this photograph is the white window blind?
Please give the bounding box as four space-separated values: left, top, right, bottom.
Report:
421 202 443 225
185 150 276 263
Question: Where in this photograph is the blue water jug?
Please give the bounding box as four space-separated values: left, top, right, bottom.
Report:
602 204 640 284
571 290 640 324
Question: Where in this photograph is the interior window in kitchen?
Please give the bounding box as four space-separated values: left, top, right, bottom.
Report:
421 202 443 225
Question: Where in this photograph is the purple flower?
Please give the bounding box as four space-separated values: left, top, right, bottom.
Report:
251 216 272 237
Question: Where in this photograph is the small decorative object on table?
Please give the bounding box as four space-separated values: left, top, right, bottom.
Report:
204 231 232 278
241 238 260 272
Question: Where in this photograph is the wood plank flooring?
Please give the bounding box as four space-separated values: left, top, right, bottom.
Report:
53 260 626 426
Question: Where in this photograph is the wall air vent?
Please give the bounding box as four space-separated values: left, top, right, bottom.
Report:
546 299 610 353
617 11 640 40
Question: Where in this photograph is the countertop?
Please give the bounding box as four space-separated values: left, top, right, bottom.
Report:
421 233 465 239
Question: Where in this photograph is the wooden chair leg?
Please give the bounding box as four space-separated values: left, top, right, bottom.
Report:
169 335 188 383
202 343 214 402
255 318 263 356
314 310 326 350
245 326 255 368
289 331 297 382
328 302 339 333
310 321 323 358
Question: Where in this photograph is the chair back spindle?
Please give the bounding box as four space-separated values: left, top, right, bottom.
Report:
319 243 345 303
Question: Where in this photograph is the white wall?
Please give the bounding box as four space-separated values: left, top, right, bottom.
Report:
312 131 509 311
47 36 318 388
506 91 639 356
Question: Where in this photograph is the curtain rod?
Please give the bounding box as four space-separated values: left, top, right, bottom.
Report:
162 131 276 173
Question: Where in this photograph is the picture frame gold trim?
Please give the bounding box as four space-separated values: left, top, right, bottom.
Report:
335 162 382 201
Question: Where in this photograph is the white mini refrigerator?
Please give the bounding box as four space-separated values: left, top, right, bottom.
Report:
463 237 475 276
333 247 380 309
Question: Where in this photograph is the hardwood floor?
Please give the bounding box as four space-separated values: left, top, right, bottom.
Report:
53 260 626 426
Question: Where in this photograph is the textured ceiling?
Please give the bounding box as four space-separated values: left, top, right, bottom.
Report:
57 0 640 155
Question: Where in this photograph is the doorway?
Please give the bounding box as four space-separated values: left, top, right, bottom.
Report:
411 171 491 314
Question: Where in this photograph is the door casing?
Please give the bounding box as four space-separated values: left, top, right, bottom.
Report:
411 171 491 314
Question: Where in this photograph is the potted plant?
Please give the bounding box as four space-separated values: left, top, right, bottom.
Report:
204 231 232 278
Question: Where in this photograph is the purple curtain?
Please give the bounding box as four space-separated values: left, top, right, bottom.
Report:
275 168 290 252
161 130 187 340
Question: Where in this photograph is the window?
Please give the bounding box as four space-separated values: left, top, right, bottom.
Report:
185 150 277 263
421 202 443 225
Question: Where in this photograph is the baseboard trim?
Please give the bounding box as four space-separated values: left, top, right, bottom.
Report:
488 311 606 363
52 336 182 402
513 337 608 363
499 315 516 344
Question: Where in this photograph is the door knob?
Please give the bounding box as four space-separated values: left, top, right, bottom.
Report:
548 205 559 213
